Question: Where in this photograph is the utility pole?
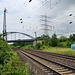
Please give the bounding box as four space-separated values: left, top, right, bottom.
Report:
40 13 52 35
34 32 37 39
3 8 7 41
33 32 37 46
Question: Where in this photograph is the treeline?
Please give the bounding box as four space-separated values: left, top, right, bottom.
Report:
12 34 75 49
36 34 75 49
0 34 29 74
12 42 33 48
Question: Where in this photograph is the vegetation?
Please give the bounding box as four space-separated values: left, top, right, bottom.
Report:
51 34 58 47
12 33 75 55
0 34 30 74
12 34 75 49
43 47 75 55
12 42 33 48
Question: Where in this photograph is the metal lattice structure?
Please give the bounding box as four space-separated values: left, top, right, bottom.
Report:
3 8 35 42
3 8 7 41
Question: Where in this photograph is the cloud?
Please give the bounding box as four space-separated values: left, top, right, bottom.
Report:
0 0 75 39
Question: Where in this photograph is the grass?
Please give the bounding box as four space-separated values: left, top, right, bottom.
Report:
43 47 75 55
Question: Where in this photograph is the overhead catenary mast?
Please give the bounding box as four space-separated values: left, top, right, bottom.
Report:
3 8 7 41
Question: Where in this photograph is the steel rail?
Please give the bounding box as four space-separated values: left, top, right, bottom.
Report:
18 49 75 75
26 49 75 60
22 50 75 71
19 50 62 75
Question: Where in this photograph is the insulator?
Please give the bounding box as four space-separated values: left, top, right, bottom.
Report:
29 0 32 2
69 22 72 24
20 18 22 20
21 21 23 23
69 14 72 16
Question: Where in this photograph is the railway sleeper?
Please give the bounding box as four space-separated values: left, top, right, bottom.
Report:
20 50 62 75
57 69 71 72
55 67 66 70
61 71 74 74
47 73 54 75
67 73 75 75
20 50 75 75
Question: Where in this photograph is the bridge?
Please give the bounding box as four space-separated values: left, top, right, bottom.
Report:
3 31 35 43
6 32 35 43
3 8 35 43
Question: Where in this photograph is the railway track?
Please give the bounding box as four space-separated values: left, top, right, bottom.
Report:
17 49 75 75
25 49 75 61
22 49 75 68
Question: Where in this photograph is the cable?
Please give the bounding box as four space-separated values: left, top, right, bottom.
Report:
19 0 48 19
14 0 46 27
8 0 69 36
9 0 31 29
15 0 49 22
14 0 61 32
15 1 29 19
51 0 61 9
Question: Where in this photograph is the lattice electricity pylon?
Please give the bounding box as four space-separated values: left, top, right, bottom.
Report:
40 14 52 35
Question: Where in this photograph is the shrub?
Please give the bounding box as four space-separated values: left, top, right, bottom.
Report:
0 35 30 74
67 41 71 48
40 45 48 49
36 43 42 49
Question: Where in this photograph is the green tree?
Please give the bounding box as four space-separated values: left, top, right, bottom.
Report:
51 33 58 47
13 41 33 48
67 41 71 48
36 35 51 47
59 36 68 42
37 35 50 40
69 34 75 42
41 35 50 40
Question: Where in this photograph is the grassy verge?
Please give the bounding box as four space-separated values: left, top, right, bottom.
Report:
43 47 75 55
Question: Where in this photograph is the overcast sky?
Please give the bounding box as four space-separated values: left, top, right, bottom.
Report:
0 0 75 40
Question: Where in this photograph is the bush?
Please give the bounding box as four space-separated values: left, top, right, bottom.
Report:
67 41 71 48
0 52 30 74
36 43 42 49
57 42 63 47
40 45 48 49
25 45 33 49
0 35 30 74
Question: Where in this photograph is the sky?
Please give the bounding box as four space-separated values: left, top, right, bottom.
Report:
0 0 75 40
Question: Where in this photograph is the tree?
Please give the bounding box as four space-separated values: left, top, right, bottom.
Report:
59 36 68 42
67 41 71 48
13 41 33 47
37 35 50 40
51 33 58 47
36 35 51 46
41 35 50 40
69 34 75 42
